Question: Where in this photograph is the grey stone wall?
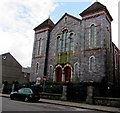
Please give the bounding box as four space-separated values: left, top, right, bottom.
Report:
49 14 81 56
80 11 113 83
30 29 50 82
30 58 46 82
46 12 111 83
31 10 113 83
94 97 120 107
80 49 106 82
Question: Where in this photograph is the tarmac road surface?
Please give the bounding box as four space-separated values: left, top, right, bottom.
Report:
2 97 110 113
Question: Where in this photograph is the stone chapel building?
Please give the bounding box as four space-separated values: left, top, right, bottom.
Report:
30 2 120 85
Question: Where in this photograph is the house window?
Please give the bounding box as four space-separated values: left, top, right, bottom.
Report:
61 30 68 52
37 40 41 55
61 33 64 52
57 30 74 53
36 38 42 56
69 33 74 51
74 63 79 76
39 39 43 55
49 65 53 77
35 62 39 74
57 36 61 52
89 56 95 72
90 24 95 48
115 50 118 69
65 31 68 51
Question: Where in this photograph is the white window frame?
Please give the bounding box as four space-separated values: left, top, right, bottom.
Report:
49 65 53 77
74 62 79 76
89 56 95 72
89 24 96 48
69 32 74 52
56 36 61 53
35 62 39 74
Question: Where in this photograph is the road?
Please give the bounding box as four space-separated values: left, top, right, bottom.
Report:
2 97 108 113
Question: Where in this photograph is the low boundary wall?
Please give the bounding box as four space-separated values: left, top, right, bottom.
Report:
94 97 120 107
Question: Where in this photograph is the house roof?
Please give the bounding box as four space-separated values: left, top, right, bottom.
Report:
1 52 22 67
112 42 120 52
34 18 55 31
80 2 113 21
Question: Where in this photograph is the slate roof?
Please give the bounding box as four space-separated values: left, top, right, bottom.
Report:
34 18 55 31
80 2 113 21
1 52 22 67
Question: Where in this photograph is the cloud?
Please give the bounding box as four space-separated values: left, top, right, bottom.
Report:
0 0 119 67
0 0 58 67
55 0 93 2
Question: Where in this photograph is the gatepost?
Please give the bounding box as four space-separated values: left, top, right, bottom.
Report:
86 85 94 104
61 85 67 100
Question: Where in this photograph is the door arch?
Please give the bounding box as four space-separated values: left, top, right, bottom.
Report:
56 67 62 83
64 66 71 82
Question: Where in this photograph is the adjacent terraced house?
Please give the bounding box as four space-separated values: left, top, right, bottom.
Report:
30 2 120 85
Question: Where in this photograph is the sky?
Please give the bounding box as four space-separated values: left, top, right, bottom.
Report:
0 0 119 67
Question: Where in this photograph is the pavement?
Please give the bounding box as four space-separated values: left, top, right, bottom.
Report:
0 94 120 113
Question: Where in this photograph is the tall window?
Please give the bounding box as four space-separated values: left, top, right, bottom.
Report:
74 63 79 76
61 30 68 52
49 65 53 77
56 30 74 53
61 33 64 52
90 24 95 48
39 39 42 55
69 33 74 51
35 62 39 74
89 56 95 72
65 31 68 51
36 38 42 56
37 40 41 55
57 36 61 52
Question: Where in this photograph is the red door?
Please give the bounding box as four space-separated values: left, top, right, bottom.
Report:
56 67 62 83
64 66 71 82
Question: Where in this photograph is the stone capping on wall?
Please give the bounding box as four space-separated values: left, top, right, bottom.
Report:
93 97 120 107
40 92 62 100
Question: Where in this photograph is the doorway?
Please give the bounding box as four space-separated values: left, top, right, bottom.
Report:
64 66 71 82
56 67 62 82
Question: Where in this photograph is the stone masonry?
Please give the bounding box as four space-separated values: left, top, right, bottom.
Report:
30 2 119 84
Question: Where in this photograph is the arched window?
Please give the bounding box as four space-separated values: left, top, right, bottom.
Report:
39 39 43 55
61 32 64 52
90 24 95 48
57 36 61 52
37 40 41 55
57 30 74 53
74 63 79 76
69 33 74 51
49 65 53 77
65 31 68 51
89 56 95 72
35 62 39 74
61 30 68 52
36 38 42 56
